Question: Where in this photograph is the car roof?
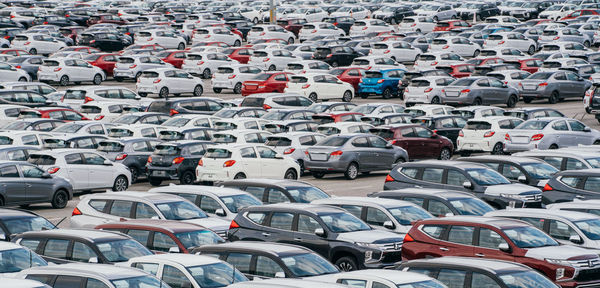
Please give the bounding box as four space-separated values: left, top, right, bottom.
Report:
82 191 183 203
19 228 127 241
487 208 598 222
372 188 476 199
149 184 248 196
201 241 311 255
461 155 546 164
22 263 149 279
315 196 418 209
99 219 208 233
426 216 529 228
130 254 222 266
405 256 531 272
332 270 434 284
248 203 344 214
222 178 315 188
402 160 486 169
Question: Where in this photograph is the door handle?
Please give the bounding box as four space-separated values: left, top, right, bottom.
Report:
294 238 302 241
575 195 585 199
26 184 32 188
261 232 270 237
475 253 485 257
439 247 449 251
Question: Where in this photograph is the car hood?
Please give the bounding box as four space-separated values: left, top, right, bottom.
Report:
335 229 403 244
183 217 230 231
484 183 541 196
525 245 599 261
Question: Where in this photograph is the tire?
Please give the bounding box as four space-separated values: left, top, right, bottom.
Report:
234 40 241 47
180 170 195 185
18 77 27 82
233 82 242 94
416 29 421 33
431 96 440 104
51 190 68 209
193 85 203 96
268 64 276 71
439 148 452 160
335 256 358 272
309 92 318 102
360 93 368 99
549 91 559 104
112 175 128 191
523 97 532 103
528 45 535 55
342 90 352 102
213 87 222 93
288 37 294 44
202 68 211 79
594 140 600 145
331 61 339 67
433 16 438 22
253 17 258 24
506 95 517 108
149 177 162 186
234 173 246 179
382 88 392 99
139 92 147 97
29 48 37 55
473 97 482 105
313 171 325 178
93 74 102 85
114 77 123 82
177 42 185 50
129 167 139 183
284 169 298 180
549 144 559 149
585 41 590 48
135 72 142 80
491 142 504 155
159 87 169 98
59 75 69 86
344 162 359 180
472 50 480 57
0 196 4 206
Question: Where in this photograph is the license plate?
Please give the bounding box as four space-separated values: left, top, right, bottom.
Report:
524 85 536 90
311 153 327 161
152 170 166 177
512 137 529 144
446 92 459 97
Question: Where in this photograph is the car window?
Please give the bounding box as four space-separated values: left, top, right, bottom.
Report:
561 176 583 188
43 239 69 259
257 146 277 158
566 158 586 170
268 189 290 204
162 265 193 288
340 279 367 287
351 137 369 147
297 214 322 234
132 262 159 276
422 168 443 183
71 241 98 262
54 276 84 288
519 217 545 230
478 228 507 249
0 165 19 177
542 157 562 169
256 255 285 277
21 165 44 178
126 229 150 245
446 170 467 186
86 278 109 288
136 202 158 219
269 212 294 230
422 225 446 239
472 272 499 288
414 127 432 138
501 164 524 180
568 120 586 132
83 153 105 165
437 269 467 288
244 187 265 201
447 226 474 245
372 282 391 288
365 207 391 227
549 220 577 241
226 253 252 273
152 232 178 252
584 177 600 192
199 195 220 213
552 121 568 131
109 200 133 218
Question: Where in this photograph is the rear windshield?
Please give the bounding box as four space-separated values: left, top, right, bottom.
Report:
98 141 124 152
154 145 181 155
217 67 234 74
266 137 292 146
410 80 430 87
187 54 202 60
290 76 308 83
80 105 101 114
365 71 383 78
43 61 59 67
147 101 171 113
28 154 55 165
241 97 265 107
419 55 435 61
119 57 135 64
466 121 492 130
0 136 12 145
141 71 159 78
204 148 232 158
353 59 369 65
64 90 86 100
370 128 394 139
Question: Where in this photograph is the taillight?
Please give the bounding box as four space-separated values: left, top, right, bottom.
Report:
424 87 433 92
228 74 236 79
170 109 179 116
129 64 137 69
283 148 295 154
505 133 511 141
377 79 385 83
153 79 161 83
47 167 60 174
15 65 21 69
198 159 203 166
499 41 505 44
460 89 470 93
553 36 560 40
147 156 152 163
311 29 317 33
223 160 236 167
384 49 390 54
116 154 128 160
172 157 185 164
54 67 62 72
484 131 495 137
531 134 544 141
543 183 553 191
326 54 332 58
302 84 310 89
197 61 205 65
458 130 464 137
230 220 240 229
362 27 368 30
148 37 154 41
431 61 438 66
263 104 272 109
538 82 548 87
403 233 414 242
442 45 449 49
84 96 93 103
263 57 270 62
94 115 104 121
385 174 395 182
330 150 343 156
23 41 30 45
72 207 82 216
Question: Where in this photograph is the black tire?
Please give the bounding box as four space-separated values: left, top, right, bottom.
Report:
594 140 600 145
177 42 185 50
284 169 298 180
473 50 480 57
149 177 162 186
313 171 325 178
528 45 535 55
549 144 559 149
491 143 504 155
433 16 438 22
382 88 392 99
180 170 195 185
51 190 68 209
268 64 276 71
253 17 258 24
309 92 318 102
213 87 222 93
59 75 69 86
506 95 517 108
473 97 482 105
288 37 294 44
439 148 452 160
93 74 102 85
202 68 211 79
331 61 339 67
193 85 203 96
344 162 359 180
114 77 123 82
129 167 139 183
159 87 169 98
234 40 241 47
585 41 590 48
523 97 532 103
431 96 440 104
0 196 4 206
233 82 242 94
112 175 128 191
18 77 27 82
360 93 368 99
549 91 559 104
29 48 37 55
335 256 358 272
234 173 246 179
342 90 352 102
460 151 471 157
139 92 147 97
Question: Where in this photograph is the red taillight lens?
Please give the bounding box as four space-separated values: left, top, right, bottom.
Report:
23 41 30 45
326 54 332 58
223 160 236 167
302 84 311 89
129 64 137 69
461 89 470 93
263 104 272 109
499 41 505 44
543 183 553 191
459 130 464 137
385 174 395 182
228 74 236 79
153 79 161 83
15 65 21 69
94 115 104 121
505 133 511 141
484 131 495 138
531 134 544 141
170 109 179 116
197 61 205 65
54 67 62 72
377 79 385 83
424 88 433 92
384 49 390 54
442 45 449 49
330 150 343 156
431 61 438 66
172 157 185 164
538 82 548 87
230 220 240 229
263 57 270 62
311 29 317 33
84 96 93 103
47 167 60 174
553 36 560 40
198 159 203 166
147 156 152 163
116 154 128 160
283 148 295 154
72 207 82 216
403 233 414 242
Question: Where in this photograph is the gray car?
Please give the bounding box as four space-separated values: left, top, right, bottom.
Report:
305 133 408 180
96 137 162 183
6 56 45 80
0 161 73 208
441 76 519 107
518 70 592 104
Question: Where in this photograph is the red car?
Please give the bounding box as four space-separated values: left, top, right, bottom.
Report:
437 63 474 78
0 49 29 56
402 217 600 288
330 67 366 92
86 14 127 26
277 18 307 37
311 112 363 124
468 57 504 66
156 50 186 68
371 124 453 160
561 9 600 20
222 47 253 64
86 53 119 76
433 20 470 31
505 58 542 74
58 26 85 43
241 72 292 96
19 107 88 121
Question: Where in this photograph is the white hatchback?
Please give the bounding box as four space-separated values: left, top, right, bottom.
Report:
211 64 263 94
38 58 105 86
11 33 66 55
456 116 524 154
136 68 204 98
284 73 354 102
135 30 187 50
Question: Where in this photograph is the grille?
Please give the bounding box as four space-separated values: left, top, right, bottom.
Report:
522 194 542 202
570 258 600 268
381 251 402 263
575 268 600 282
381 242 402 251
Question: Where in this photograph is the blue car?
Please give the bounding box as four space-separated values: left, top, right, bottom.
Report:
358 69 405 99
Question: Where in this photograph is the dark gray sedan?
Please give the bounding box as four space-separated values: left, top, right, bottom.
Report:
305 133 408 180
441 76 519 107
518 70 592 104
543 169 600 203
96 137 163 183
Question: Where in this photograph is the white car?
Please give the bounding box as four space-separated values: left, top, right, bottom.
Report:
369 41 421 63
108 124 166 138
213 118 268 131
60 86 148 110
28 149 131 191
351 55 404 71
135 30 186 50
414 52 464 70
283 7 328 22
247 24 296 44
451 106 506 119
181 52 235 79
0 63 31 82
248 49 301 71
414 3 457 21
196 144 301 182
350 19 395 36
478 48 526 61
212 129 271 144
265 131 325 173
403 104 455 116
0 131 50 148
398 16 436 33
10 33 66 55
211 64 263 94
38 58 105 86
484 16 521 27
285 73 354 102
456 116 524 154
0 104 28 120
484 32 537 55
136 68 204 98
232 6 264 24
429 36 482 58
404 76 456 106
316 122 374 136
286 44 317 59
80 101 133 122
0 241 47 276
284 60 331 74
113 55 173 81
191 26 242 47
539 42 591 58
161 114 217 129
311 270 445 287
539 4 576 20
487 70 531 89
330 6 370 20
538 57 589 72
298 22 345 42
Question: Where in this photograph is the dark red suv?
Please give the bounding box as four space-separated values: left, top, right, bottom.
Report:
370 124 453 160
402 216 600 288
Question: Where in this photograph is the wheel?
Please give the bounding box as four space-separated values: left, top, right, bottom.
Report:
549 144 559 149
506 95 517 108
342 90 352 102
585 41 590 48
268 64 276 71
459 151 471 157
309 92 318 102
382 88 392 99
0 196 4 206
594 140 600 145
523 97 532 103
139 92 147 97
416 29 421 33
491 143 504 155
135 72 142 80
193 85 203 96
360 93 368 99
233 82 242 94
472 97 482 105
114 77 123 82
234 173 246 179
549 91 559 104
177 42 185 50
253 17 258 24
51 190 68 209
159 87 169 98
527 45 535 55
202 68 211 79
439 148 452 160
93 74 102 85
313 171 325 178
59 75 69 86
129 167 139 183
213 87 222 93
288 37 294 44
18 77 27 82
180 170 195 185
344 162 359 180
112 175 128 191
29 48 37 55
391 18 397 25
149 177 162 186
431 96 440 104
433 16 438 22
234 40 241 47
284 169 298 180
472 50 480 57
335 256 358 272
331 61 339 67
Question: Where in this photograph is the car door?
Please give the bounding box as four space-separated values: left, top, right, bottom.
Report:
473 227 515 261
396 127 423 159
256 146 283 178
413 126 439 158
440 225 475 257
240 147 262 178
488 77 509 104
63 153 90 190
293 213 330 257
569 120 594 145
82 152 113 189
0 164 26 204
550 120 569 147
368 136 395 169
349 136 373 170
553 72 571 97
566 71 586 97
19 164 54 202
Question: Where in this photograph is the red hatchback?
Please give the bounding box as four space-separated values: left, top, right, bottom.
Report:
156 50 187 68
403 216 600 288
561 9 600 20
277 19 307 37
436 63 474 78
330 67 366 92
505 58 543 74
433 20 470 31
311 112 364 124
370 124 453 160
20 107 88 121
241 72 292 96
86 53 119 76
222 47 253 64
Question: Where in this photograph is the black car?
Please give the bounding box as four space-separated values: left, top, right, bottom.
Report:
146 140 210 186
193 242 339 279
228 203 403 271
411 115 466 147
13 229 152 264
312 45 362 67
323 17 355 35
158 127 214 141
220 179 330 203
378 6 415 24
146 97 224 115
368 188 495 216
542 169 600 203
32 15 76 27
0 208 56 241
97 138 162 183
0 90 51 108
60 8 94 26
116 24 144 41
503 107 564 120
6 55 45 79
226 20 253 41
0 18 22 29
0 27 24 42
385 160 543 209
457 2 500 20
78 32 130 52
586 83 600 122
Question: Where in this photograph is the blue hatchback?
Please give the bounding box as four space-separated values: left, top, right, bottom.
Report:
358 69 405 99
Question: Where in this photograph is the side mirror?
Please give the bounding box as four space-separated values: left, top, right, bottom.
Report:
88 257 98 263
169 246 181 253
215 208 226 217
517 175 527 183
444 212 454 217
569 234 583 244
578 77 584 81
41 172 51 178
463 181 472 189
383 220 395 230
275 153 283 159
135 95 141 100
498 243 511 252
430 133 438 139
274 272 286 278
314 228 326 237
502 83 508 88
385 143 393 149
0 233 6 241
103 159 113 166
584 127 592 132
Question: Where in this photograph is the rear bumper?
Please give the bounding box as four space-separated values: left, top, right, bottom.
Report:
211 79 235 89
305 159 349 172
503 141 538 153
519 89 551 98
456 140 492 152
146 167 180 180
196 167 233 182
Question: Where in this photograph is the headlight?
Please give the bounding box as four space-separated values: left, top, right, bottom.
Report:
545 258 573 267
500 193 527 200
355 242 381 249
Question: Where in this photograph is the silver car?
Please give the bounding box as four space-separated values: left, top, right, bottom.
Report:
518 70 592 104
113 55 172 81
504 117 600 153
441 76 519 107
539 28 592 47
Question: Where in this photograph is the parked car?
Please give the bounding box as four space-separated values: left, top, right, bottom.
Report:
370 124 454 160
146 140 210 185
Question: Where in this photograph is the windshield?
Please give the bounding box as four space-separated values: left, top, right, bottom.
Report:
187 262 247 287
503 226 559 248
0 248 46 273
388 206 432 225
450 198 495 216
319 212 370 233
584 157 600 168
213 109 238 118
262 111 288 120
176 230 224 249
156 201 207 220
516 120 550 130
98 239 152 262
111 276 167 288
466 168 511 185
521 162 558 179
154 145 180 156
352 106 377 114
287 186 329 203
220 194 262 213
499 271 559 288
574 219 600 240
162 117 191 127
2 216 56 234
281 253 338 277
